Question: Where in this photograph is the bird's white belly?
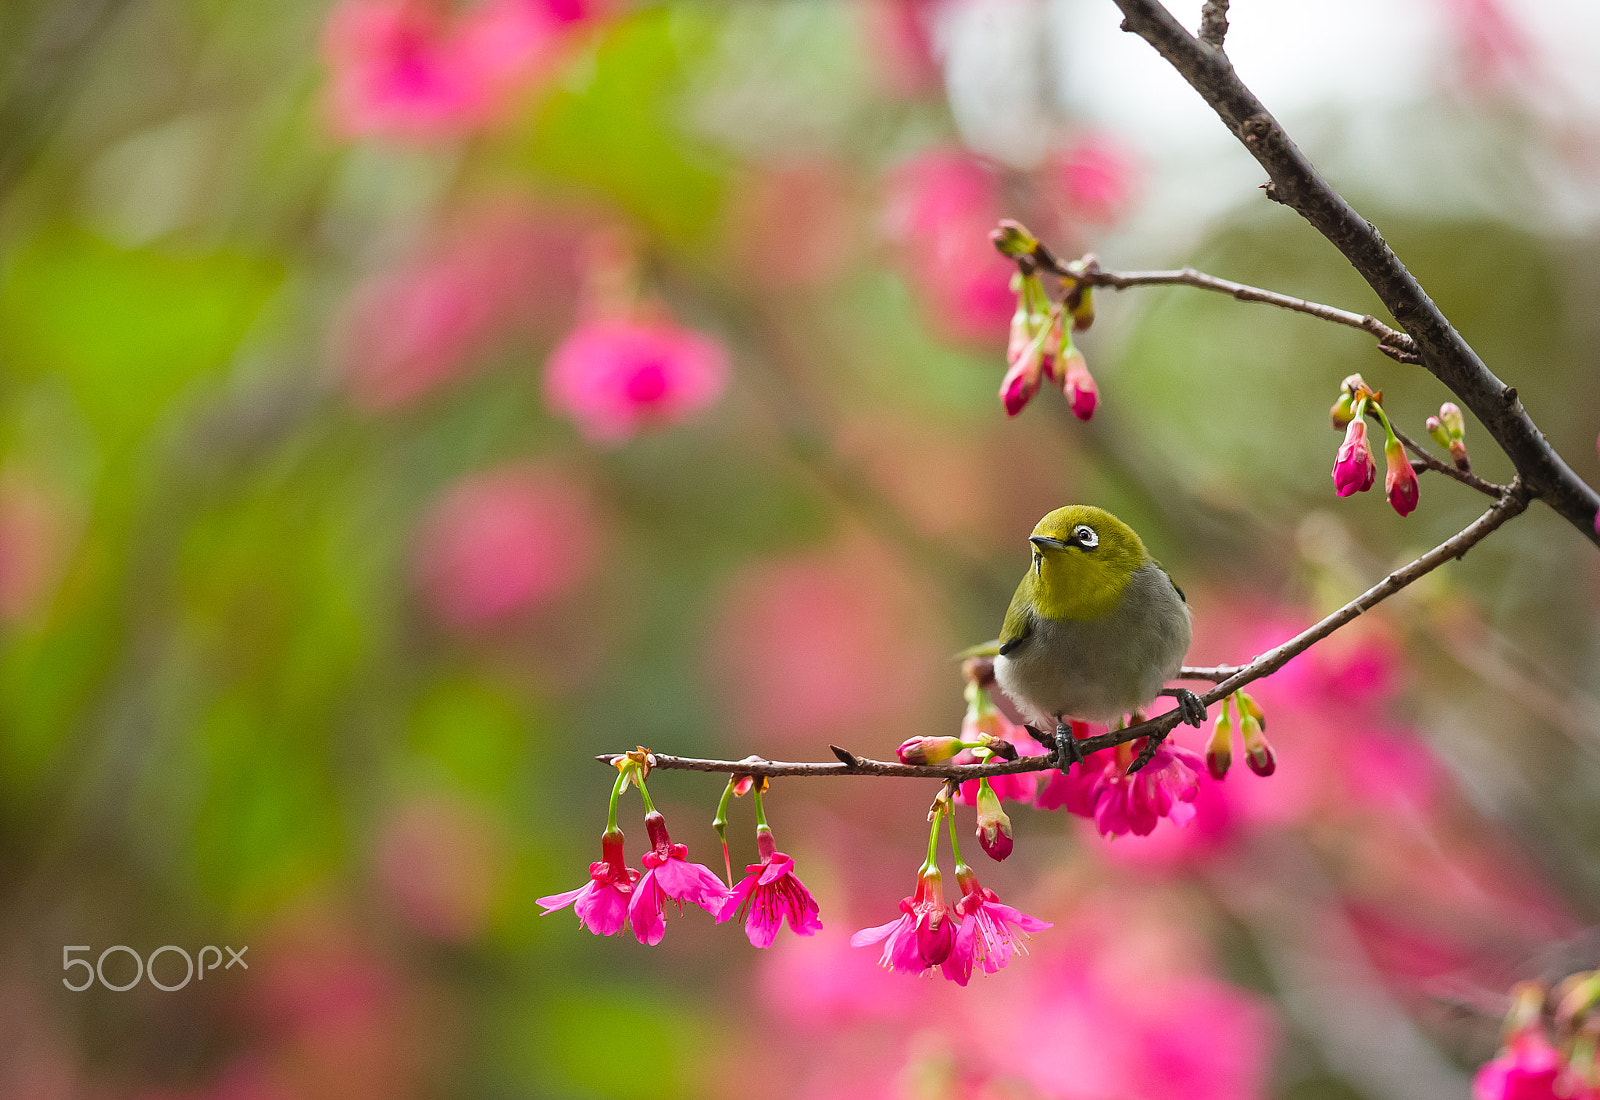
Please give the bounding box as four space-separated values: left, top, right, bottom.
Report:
993 566 1191 726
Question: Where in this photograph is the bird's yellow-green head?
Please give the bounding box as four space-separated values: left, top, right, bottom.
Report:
1025 505 1151 621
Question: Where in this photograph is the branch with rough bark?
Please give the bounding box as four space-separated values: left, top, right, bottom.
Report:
1108 0 1600 547
598 478 1530 781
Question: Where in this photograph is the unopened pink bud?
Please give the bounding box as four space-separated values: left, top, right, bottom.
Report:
1000 355 1043 417
1059 348 1097 421
1332 418 1377 497
1438 402 1465 439
1426 415 1450 449
1206 711 1232 780
990 220 1039 259
1239 714 1275 777
975 782 1013 862
1384 435 1419 517
899 736 965 765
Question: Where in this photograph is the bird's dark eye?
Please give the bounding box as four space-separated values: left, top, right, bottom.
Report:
1072 524 1099 549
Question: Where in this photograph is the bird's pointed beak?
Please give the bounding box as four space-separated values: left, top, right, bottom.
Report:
1029 535 1071 552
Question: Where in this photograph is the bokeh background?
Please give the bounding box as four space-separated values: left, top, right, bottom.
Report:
1 0 1599 1097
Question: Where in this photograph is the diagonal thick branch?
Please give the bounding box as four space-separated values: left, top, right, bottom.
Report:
599 481 1530 782
1109 0 1600 546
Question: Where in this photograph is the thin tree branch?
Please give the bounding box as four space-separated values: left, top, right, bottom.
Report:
1050 259 1420 362
1108 0 1600 547
599 482 1529 781
1389 422 1508 499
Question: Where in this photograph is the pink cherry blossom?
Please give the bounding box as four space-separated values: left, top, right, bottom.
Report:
544 317 729 444
940 867 1051 986
413 463 600 631
1037 737 1204 838
717 826 823 948
1060 347 1099 421
536 828 639 937
851 867 955 976
322 0 596 141
1473 1031 1561 1100
1332 417 1378 496
628 811 732 946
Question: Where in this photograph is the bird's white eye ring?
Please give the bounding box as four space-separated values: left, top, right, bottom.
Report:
1073 524 1098 549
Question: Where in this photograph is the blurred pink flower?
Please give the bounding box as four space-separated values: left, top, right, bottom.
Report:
942 866 1050 986
377 795 503 941
537 827 640 937
413 463 601 632
729 161 859 290
1473 1031 1561 1100
857 0 943 99
954 703 1044 806
1054 134 1138 225
759 926 920 1032
629 810 732 945
544 317 729 443
0 474 69 623
338 200 591 412
883 148 1017 341
1036 737 1204 838
322 0 596 141
851 866 957 977
708 542 944 748
1438 0 1536 92
717 826 823 948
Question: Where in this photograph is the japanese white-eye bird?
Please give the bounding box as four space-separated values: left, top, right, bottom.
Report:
964 506 1206 767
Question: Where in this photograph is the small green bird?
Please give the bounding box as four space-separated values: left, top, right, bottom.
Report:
965 506 1206 766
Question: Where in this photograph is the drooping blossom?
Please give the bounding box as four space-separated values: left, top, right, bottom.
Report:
883 148 1017 340
1037 737 1204 838
413 463 600 631
851 865 956 976
1384 432 1420 516
322 0 596 141
717 826 823 948
536 828 639 937
544 317 729 444
628 811 732 946
1332 417 1378 496
940 866 1051 986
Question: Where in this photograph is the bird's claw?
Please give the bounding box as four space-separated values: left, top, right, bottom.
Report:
1054 721 1084 770
1174 689 1207 728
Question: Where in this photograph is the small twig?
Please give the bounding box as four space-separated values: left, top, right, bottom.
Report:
1198 0 1230 49
1049 261 1420 360
1387 422 1508 499
600 483 1529 782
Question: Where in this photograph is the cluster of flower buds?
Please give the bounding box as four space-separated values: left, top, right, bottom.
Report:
898 660 1033 861
1330 373 1419 516
1473 977 1600 1100
1426 402 1471 470
851 786 1049 986
1204 691 1274 780
539 749 821 949
990 220 1097 420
